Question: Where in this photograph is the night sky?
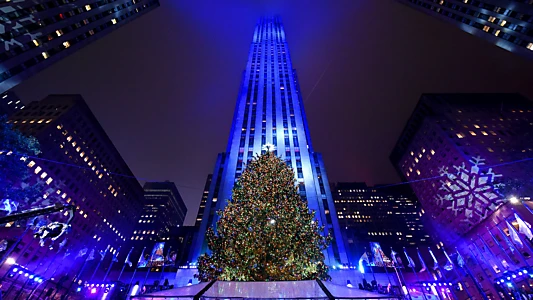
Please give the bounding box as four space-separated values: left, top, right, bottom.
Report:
11 1 533 225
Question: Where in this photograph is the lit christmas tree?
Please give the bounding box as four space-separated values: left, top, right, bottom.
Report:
196 150 332 281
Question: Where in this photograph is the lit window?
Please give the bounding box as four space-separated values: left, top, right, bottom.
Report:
80 152 85 157
501 20 507 26
416 170 421 175
98 174 103 179
63 41 71 48
481 131 488 136
483 25 490 32
33 39 40 46
61 193 66 199
430 149 435 155
46 177 53 185
494 29 501 36
28 161 36 168
456 133 464 138
527 43 533 51
42 52 49 59
84 214 87 218
488 147 494 152
40 172 47 179
67 136 73 142
474 124 480 128
34 166 42 174
488 16 496 23
85 4 92 11
56 29 63 37
88 30 95 36
76 147 81 152
469 131 476 136
46 119 52 123
111 19 117 24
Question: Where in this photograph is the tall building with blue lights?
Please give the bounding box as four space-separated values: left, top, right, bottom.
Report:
190 17 348 266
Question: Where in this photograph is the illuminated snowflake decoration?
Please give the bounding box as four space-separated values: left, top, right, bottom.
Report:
436 156 505 224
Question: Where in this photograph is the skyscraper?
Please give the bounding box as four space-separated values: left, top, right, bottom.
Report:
4 94 144 280
190 17 348 266
0 0 159 94
0 91 24 117
131 181 187 242
390 93 533 299
397 0 533 60
332 182 432 263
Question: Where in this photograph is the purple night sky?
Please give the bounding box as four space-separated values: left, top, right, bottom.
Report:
11 1 533 224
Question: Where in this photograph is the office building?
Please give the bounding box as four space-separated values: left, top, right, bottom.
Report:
190 17 348 266
3 94 144 282
131 181 187 243
194 174 212 229
391 93 533 299
0 0 159 94
0 91 24 116
332 182 432 263
397 0 533 60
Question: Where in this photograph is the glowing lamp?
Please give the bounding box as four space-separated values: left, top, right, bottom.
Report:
347 280 353 288
438 283 441 286
525 270 529 274
29 275 34 279
6 257 16 265
423 283 427 287
512 274 517 278
12 267 18 272
76 287 82 292
507 277 511 280
519 272 523 275
34 277 39 282
130 282 140 296
24 273 29 277
507 283 513 288
38 279 43 283
91 288 97 294
18 270 23 274
510 196 519 204
111 284 115 287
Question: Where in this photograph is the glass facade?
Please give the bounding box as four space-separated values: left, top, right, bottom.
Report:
190 17 348 266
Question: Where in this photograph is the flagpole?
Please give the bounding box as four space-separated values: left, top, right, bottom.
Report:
417 248 432 280
391 248 411 300
442 247 473 300
118 247 134 282
103 246 120 282
497 218 530 266
459 247 492 300
159 246 171 284
506 211 533 254
404 248 428 300
64 249 93 299
374 245 393 290
486 226 519 267
428 247 457 300
365 247 377 283
141 248 155 292
128 247 146 295
91 245 110 281
477 234 507 272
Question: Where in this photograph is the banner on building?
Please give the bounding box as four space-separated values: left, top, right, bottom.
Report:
147 242 165 267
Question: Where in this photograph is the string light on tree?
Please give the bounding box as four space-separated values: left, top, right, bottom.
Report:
196 152 331 281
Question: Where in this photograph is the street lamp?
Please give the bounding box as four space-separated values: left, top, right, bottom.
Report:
510 196 519 204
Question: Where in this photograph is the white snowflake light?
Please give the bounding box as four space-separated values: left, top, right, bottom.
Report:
262 143 276 152
436 156 505 224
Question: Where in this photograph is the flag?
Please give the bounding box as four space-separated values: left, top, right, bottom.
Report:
506 221 523 248
112 247 120 262
456 250 465 268
58 239 67 250
442 249 454 271
404 250 416 268
63 248 71 259
515 213 533 240
86 249 95 261
391 249 398 266
359 252 369 264
99 245 110 260
0 239 7 252
428 248 439 269
137 247 147 268
76 248 88 259
417 249 427 273
125 247 133 267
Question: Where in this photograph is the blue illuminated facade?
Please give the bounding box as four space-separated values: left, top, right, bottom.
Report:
190 17 348 266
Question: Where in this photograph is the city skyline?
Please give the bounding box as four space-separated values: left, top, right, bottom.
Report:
9 1 533 225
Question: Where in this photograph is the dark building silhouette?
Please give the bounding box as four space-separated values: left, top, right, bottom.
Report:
397 0 533 60
0 0 160 94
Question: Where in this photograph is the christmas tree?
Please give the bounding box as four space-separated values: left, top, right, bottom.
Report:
197 150 332 281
